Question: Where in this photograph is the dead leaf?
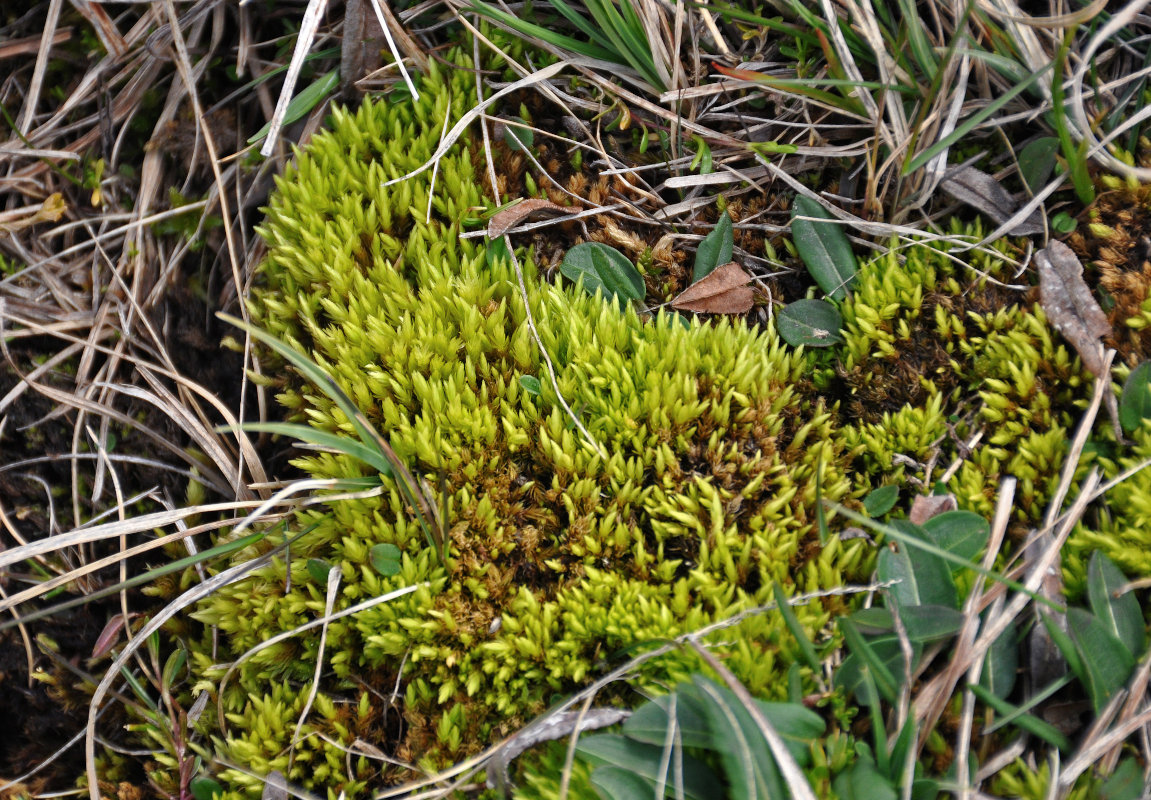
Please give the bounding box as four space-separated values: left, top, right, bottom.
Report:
670 261 754 314
487 198 566 239
909 493 957 526
941 165 1045 236
1037 240 1111 377
1024 528 1068 697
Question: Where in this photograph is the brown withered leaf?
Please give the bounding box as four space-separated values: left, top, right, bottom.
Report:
941 165 1045 236
1037 240 1111 377
487 198 566 239
670 261 754 314
909 493 957 526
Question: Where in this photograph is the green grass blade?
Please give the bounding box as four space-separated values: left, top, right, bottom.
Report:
968 683 1072 751
903 62 1051 174
247 70 339 146
773 581 822 672
221 421 393 477
468 0 617 61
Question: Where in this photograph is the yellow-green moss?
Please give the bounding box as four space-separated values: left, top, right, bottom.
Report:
170 46 1133 800
184 52 868 797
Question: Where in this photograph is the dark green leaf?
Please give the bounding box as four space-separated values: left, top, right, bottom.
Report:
832 752 898 800
790 196 857 300
921 511 990 572
248 70 340 145
369 543 403 577
577 734 717 800
190 777 224 800
623 692 713 750
878 526 958 610
503 121 534 152
1120 361 1151 433
1067 607 1136 713
1087 551 1145 659
306 558 333 584
776 299 844 347
774 581 821 671
561 242 645 303
1100 757 1143 800
1019 137 1059 195
589 766 658 800
849 607 895 635
1051 211 1078 233
836 623 911 705
863 485 899 517
980 620 1018 700
1040 610 1081 680
689 676 789 799
693 212 733 280
897 604 965 643
519 375 542 396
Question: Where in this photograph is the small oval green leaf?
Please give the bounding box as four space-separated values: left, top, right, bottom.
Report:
306 558 333 584
921 510 990 571
1067 606 1136 713
519 375 542 396
561 242 645 303
776 299 843 347
1019 137 1059 195
790 196 858 300
369 543 403 577
693 212 733 280
1087 551 1145 659
1120 360 1151 433
863 485 899 517
503 121 534 152
190 777 224 800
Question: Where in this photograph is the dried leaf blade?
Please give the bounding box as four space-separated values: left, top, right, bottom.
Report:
671 261 754 314
487 198 566 239
941 165 1045 236
1037 240 1111 376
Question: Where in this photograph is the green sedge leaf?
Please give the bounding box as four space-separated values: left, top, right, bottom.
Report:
774 581 821 672
248 70 339 145
968 683 1071 751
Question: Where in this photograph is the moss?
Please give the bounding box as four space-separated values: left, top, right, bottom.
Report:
183 50 867 797
169 44 1127 800
834 227 1093 525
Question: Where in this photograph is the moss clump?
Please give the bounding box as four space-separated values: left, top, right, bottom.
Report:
187 51 867 796
173 47 1128 799
835 227 1092 524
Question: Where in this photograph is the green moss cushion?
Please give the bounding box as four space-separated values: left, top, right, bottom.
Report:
190 55 866 795
185 50 1122 798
